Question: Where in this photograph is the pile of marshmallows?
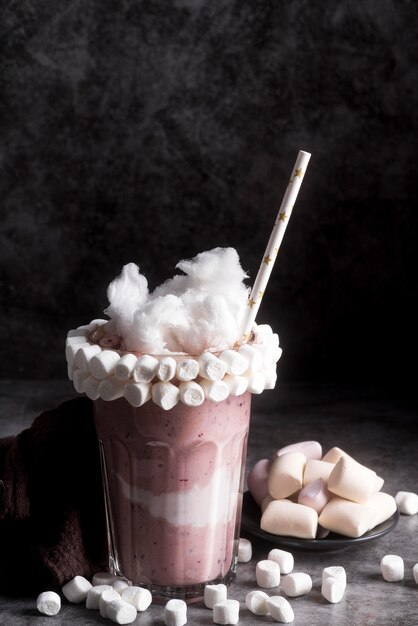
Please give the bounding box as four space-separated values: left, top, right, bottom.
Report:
66 320 281 410
248 440 400 539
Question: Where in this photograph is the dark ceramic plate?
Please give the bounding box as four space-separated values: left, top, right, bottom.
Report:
241 491 400 553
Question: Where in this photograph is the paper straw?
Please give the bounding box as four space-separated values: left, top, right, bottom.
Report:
240 150 311 341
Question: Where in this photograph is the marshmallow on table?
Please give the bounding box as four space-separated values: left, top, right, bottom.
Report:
266 596 295 623
395 491 418 515
219 349 248 375
99 378 126 401
124 382 151 407
157 356 177 382
36 591 61 616
179 381 205 406
328 456 376 504
107 598 137 624
321 446 351 464
303 460 334 485
268 549 294 575
152 381 180 410
367 492 397 529
198 352 227 381
238 343 263 371
380 555 404 582
86 584 113 609
176 358 200 381
298 478 331 514
113 579 130 595
322 577 345 603
133 354 159 383
238 537 252 562
204 583 227 609
256 559 281 588
121 586 152 611
413 563 418 584
319 497 375 538
268 452 306 499
245 590 269 616
223 374 248 396
199 379 230 402
62 575 92 603
89 350 121 379
322 566 347 590
261 500 318 539
115 353 138 380
247 459 270 507
100 589 121 618
276 440 322 461
281 573 312 597
164 599 187 626
213 599 240 625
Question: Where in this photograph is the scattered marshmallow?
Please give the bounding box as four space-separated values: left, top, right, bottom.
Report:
321 576 345 603
121 586 152 611
86 584 113 609
298 478 331 514
281 573 312 597
204 583 227 609
179 381 205 406
266 595 295 623
256 559 281 588
124 381 151 407
261 499 318 539
319 497 375 538
219 349 248 375
277 440 322 461
152 381 180 410
303 459 334 486
100 588 121 618
176 358 200 381
380 555 404 582
62 575 92 603
157 356 177 382
89 350 121 379
328 456 376 504
198 352 227 381
115 353 138 380
106 598 137 624
133 354 159 383
268 452 306 499
200 378 230 402
413 563 418 584
238 538 252 562
245 590 270 616
36 591 61 616
322 566 347 590
164 598 187 626
223 374 248 396
395 491 418 515
247 459 270 506
213 599 240 624
268 549 294 575
113 579 130 595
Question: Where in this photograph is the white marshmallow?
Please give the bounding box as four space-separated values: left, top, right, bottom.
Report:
84 376 101 400
113 579 130 595
152 381 180 410
261 500 318 539
277 440 322 461
219 349 248 375
86 584 113 609
115 353 138 380
245 590 269 616
133 354 159 383
62 575 92 603
66 335 90 347
92 571 118 586
319 497 375 538
413 563 418 584
263 368 277 390
99 378 126 401
36 591 61 616
281 573 312 597
322 566 347 590
380 555 404 582
374 475 385 492
268 453 306 499
395 491 418 515
328 456 376 504
238 344 262 371
176 358 200 381
303 460 334 486
121 586 152 611
321 446 351 464
67 326 90 337
106 598 137 624
73 368 90 393
72 343 101 369
246 371 265 394
298 478 331 514
65 342 87 366
256 559 280 588
164 598 187 626
268 549 294 575
157 356 177 382
198 352 227 381
252 323 274 343
200 378 230 402
204 583 227 609
223 374 248 396
238 537 252 562
321 577 345 603
266 596 295 623
261 494 274 513
124 382 151 407
213 599 239 625
251 343 273 368
367 492 397 529
100 588 121 618
67 361 75 381
272 345 283 364
89 350 121 379
179 381 205 406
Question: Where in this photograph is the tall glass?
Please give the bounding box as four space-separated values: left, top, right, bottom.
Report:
93 391 251 602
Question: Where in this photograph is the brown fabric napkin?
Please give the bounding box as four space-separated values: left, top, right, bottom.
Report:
0 397 107 595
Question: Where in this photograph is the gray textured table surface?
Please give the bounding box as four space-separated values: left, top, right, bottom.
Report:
0 381 417 625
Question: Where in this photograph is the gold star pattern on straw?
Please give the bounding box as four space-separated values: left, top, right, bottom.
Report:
295 168 304 177
242 332 250 343
258 290 264 299
263 255 272 265
248 298 257 308
278 212 288 222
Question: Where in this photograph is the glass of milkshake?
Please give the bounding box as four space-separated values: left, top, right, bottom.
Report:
66 248 280 601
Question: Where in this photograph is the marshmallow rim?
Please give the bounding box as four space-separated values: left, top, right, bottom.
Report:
66 320 280 409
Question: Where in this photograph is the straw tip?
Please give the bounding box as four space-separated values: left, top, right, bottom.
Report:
298 150 312 158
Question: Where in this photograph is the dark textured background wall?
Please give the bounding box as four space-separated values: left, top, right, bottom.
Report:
1 1 417 390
